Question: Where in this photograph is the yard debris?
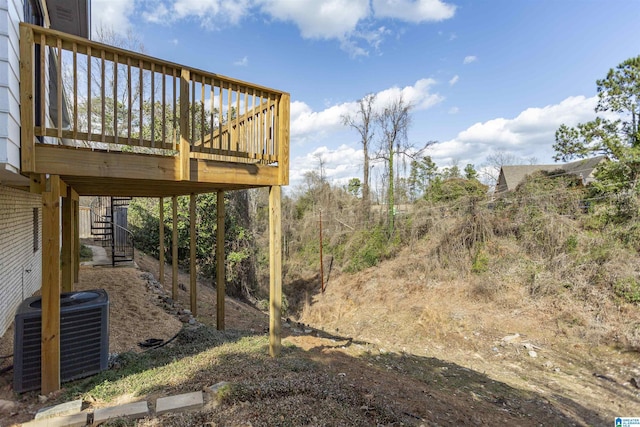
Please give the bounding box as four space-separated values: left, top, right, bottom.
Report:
501 333 521 343
0 398 18 414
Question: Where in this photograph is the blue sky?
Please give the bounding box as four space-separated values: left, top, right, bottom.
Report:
91 0 640 190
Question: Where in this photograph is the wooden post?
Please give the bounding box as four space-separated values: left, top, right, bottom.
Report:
269 185 282 357
41 175 61 393
277 93 290 185
179 69 191 181
319 209 324 293
73 193 79 284
19 24 36 172
189 193 197 316
216 191 225 330
61 186 73 292
158 197 165 286
172 195 178 300
30 174 44 194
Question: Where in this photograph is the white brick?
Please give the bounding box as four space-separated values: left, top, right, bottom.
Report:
0 184 42 337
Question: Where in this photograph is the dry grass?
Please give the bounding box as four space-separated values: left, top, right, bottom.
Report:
298 204 640 422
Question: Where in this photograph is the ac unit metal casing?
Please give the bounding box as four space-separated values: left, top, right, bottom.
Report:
13 289 109 393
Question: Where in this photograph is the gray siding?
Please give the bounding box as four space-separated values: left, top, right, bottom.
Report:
0 0 23 173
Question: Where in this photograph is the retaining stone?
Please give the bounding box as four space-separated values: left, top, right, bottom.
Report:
35 399 83 420
22 412 87 427
93 401 149 424
155 391 204 415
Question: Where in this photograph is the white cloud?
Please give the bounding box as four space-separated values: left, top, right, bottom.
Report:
260 0 370 39
375 78 444 110
291 144 364 188
289 79 444 187
92 0 136 34
140 0 252 29
291 100 357 144
449 75 459 86
431 96 599 167
448 106 459 114
291 78 443 144
463 55 477 64
290 95 603 189
170 38 179 45
142 2 169 23
372 0 456 22
138 0 455 56
234 56 249 66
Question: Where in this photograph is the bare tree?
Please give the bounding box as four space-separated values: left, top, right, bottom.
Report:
313 152 327 183
342 93 376 222
375 95 412 235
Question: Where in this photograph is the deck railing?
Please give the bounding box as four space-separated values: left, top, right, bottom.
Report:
19 23 290 181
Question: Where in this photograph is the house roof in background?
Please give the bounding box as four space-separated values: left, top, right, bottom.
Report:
499 155 606 192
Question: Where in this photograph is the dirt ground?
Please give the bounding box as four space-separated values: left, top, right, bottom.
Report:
298 240 640 424
1 246 639 426
0 249 268 425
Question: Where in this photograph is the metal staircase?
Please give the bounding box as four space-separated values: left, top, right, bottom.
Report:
89 197 135 266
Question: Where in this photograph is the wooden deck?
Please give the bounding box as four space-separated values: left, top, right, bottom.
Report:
17 23 287 393
20 23 290 196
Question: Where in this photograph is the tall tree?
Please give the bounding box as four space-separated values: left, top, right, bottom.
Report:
408 159 424 202
342 93 376 222
554 55 640 191
347 178 362 197
376 95 412 235
464 163 478 180
442 161 461 179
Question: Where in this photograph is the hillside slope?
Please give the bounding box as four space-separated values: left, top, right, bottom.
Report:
298 234 640 423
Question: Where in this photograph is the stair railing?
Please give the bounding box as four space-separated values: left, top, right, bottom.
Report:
88 196 135 265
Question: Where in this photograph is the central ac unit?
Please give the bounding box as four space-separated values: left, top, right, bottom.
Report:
13 289 109 393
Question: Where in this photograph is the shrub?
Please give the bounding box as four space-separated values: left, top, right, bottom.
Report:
564 235 579 254
614 277 640 303
471 246 489 274
344 226 394 272
79 244 93 261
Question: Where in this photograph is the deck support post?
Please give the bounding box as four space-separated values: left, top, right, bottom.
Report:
41 175 61 393
61 185 74 292
190 193 197 316
159 197 165 286
277 94 290 185
216 191 225 330
172 195 178 300
179 69 191 181
269 185 282 357
73 192 79 284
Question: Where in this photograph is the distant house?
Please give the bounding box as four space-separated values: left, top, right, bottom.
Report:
495 156 607 194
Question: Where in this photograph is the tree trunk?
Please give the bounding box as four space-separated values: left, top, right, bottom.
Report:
388 148 394 235
363 147 370 223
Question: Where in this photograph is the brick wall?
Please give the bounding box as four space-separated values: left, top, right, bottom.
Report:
0 184 42 337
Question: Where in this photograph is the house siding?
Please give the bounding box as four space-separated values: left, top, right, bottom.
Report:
0 184 42 337
0 0 22 173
